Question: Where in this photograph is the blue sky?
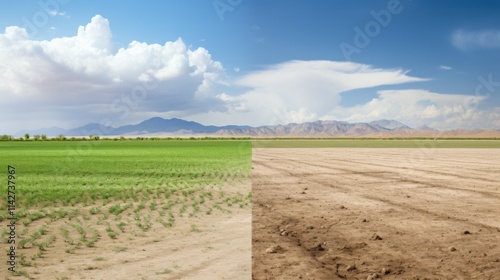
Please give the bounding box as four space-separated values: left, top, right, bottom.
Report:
1 0 499 134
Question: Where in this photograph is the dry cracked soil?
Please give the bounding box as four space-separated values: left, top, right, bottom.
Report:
252 148 500 280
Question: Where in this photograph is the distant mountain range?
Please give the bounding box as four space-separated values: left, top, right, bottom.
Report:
16 117 500 138
215 120 414 137
17 117 251 137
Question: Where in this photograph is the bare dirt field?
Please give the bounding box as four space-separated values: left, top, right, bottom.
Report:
252 148 500 280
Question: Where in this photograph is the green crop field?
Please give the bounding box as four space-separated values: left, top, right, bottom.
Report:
0 140 251 276
1 140 251 208
252 138 500 148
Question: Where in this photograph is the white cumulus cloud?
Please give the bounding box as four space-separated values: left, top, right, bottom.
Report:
0 15 228 133
326 89 490 130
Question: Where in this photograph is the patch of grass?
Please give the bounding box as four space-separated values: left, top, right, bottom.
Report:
114 246 127 253
13 269 30 278
190 224 201 232
156 268 172 275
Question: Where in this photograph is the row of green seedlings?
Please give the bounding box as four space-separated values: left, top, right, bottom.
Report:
0 207 80 226
4 225 57 277
0 187 226 225
86 186 231 234
2 190 251 275
15 188 119 209
1 187 251 229
60 219 100 254
3 188 251 254
15 169 248 209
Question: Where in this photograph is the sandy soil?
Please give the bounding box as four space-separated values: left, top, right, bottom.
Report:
3 182 251 280
252 148 500 279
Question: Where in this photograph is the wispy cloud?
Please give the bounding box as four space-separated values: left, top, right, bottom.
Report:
189 60 429 126
451 29 500 51
190 60 498 130
48 10 64 16
439 65 452 70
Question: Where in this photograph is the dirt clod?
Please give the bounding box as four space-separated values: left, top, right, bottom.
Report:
463 230 471 235
449 246 457 252
266 245 283 254
310 242 325 252
346 264 356 271
371 233 383 240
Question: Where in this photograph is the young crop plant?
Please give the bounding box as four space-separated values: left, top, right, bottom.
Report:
68 208 80 220
106 224 118 239
65 245 77 254
13 269 30 278
18 253 33 267
190 224 201 232
69 222 87 242
136 215 152 231
89 206 101 215
116 221 127 233
84 229 99 248
60 227 71 242
179 203 187 216
150 201 157 211
18 237 31 249
162 201 175 211
134 203 145 213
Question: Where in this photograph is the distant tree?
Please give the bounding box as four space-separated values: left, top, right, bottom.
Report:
120 136 125 141
24 133 30 140
0 134 13 141
41 134 47 140
57 134 66 141
33 134 41 140
94 135 100 140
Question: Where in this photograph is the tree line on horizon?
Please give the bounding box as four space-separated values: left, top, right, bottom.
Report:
0 134 251 141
